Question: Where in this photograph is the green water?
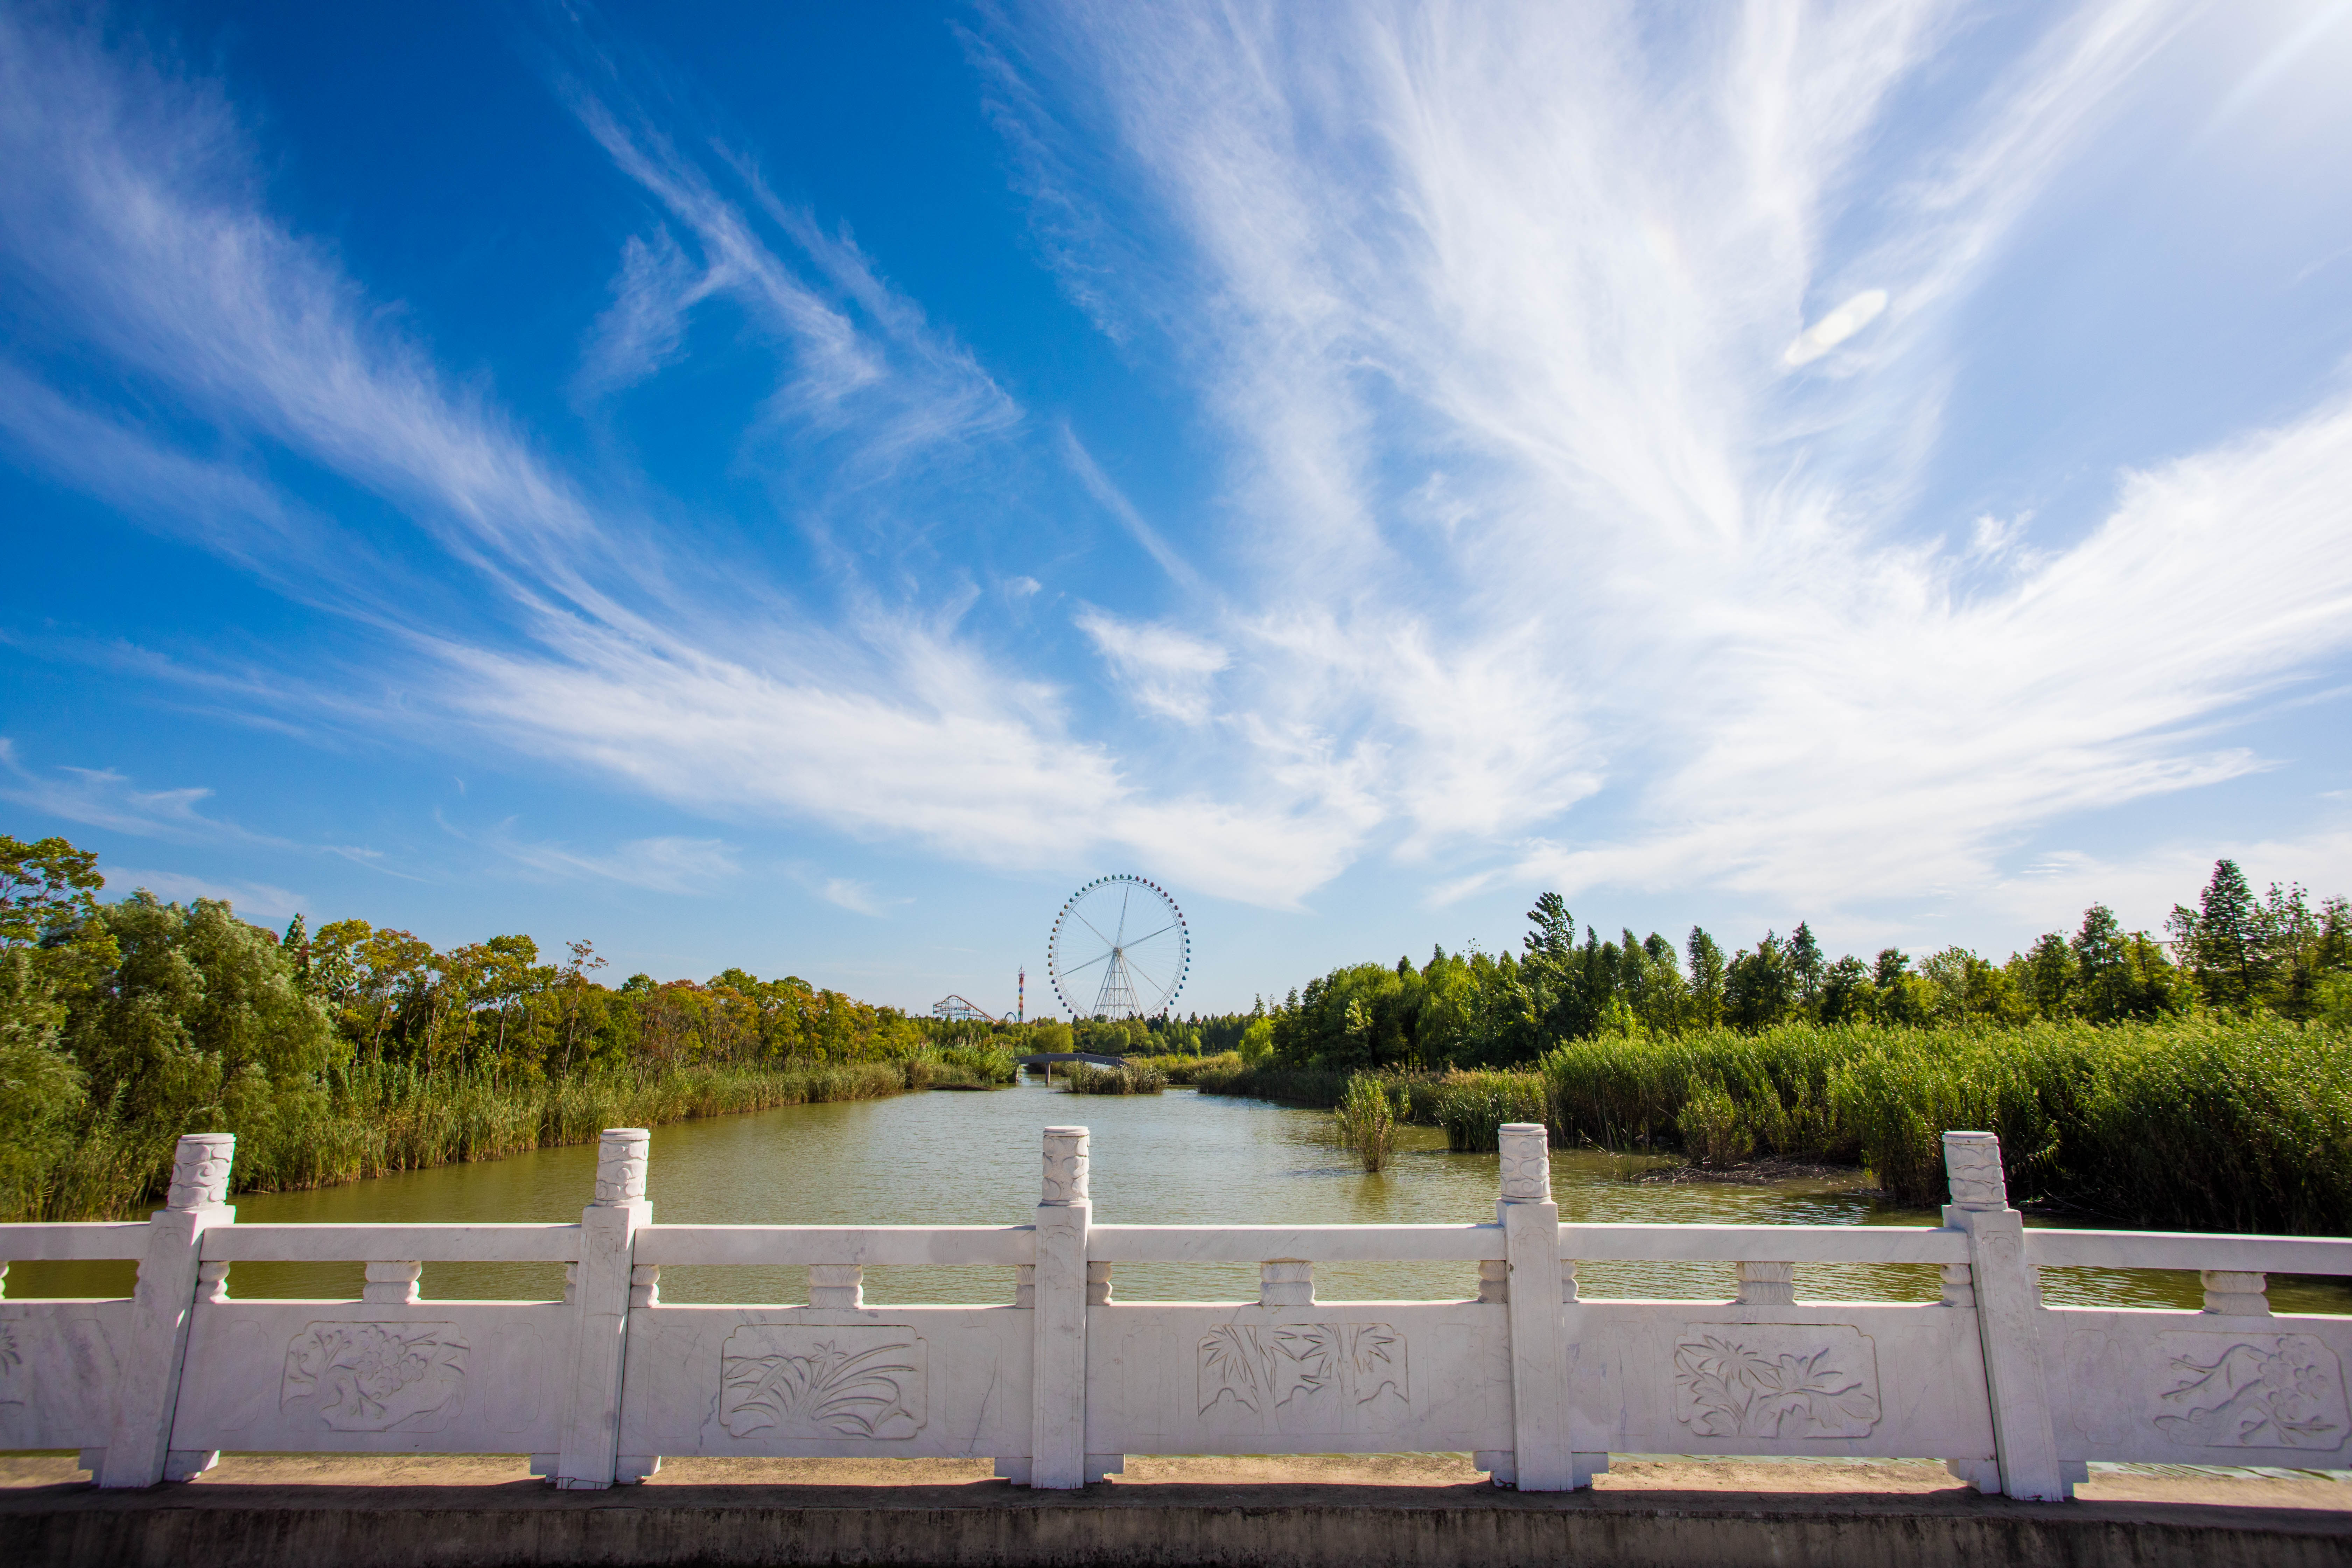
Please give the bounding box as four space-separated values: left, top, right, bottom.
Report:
10 1080 2346 1313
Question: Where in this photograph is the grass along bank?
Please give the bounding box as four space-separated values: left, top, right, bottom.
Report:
13 1049 1022 1222
1062 1061 1168 1094
1197 1018 2352 1234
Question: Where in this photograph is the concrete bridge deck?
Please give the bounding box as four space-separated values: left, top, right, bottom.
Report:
3 1452 2345 1567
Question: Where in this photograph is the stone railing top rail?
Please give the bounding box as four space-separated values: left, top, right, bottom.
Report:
1088 1223 1504 1262
12 1217 2351 1275
635 1224 1036 1267
2023 1228 2352 1274
199 1223 583 1264
0 1221 153 1261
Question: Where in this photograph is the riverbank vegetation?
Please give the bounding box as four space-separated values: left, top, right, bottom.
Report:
1061 1061 1168 1094
1206 861 2352 1233
1332 1075 1398 1172
0 834 1014 1220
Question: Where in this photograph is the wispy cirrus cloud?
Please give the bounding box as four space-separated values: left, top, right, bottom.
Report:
8 0 2352 946
0 8 1370 909
441 812 742 896
101 868 309 921
0 739 286 847
981 0 2352 923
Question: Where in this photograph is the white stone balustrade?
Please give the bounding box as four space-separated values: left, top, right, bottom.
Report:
7 1124 2352 1499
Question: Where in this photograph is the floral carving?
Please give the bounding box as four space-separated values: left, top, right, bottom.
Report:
281 1322 469 1432
1198 1322 1407 1431
719 1326 925 1440
2151 1334 2348 1450
1674 1326 1881 1438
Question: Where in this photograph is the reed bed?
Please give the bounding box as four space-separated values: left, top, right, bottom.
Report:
1332 1074 1398 1171
1194 1019 2352 1233
1061 1062 1168 1095
10 1056 929 1221
1159 1051 1245 1085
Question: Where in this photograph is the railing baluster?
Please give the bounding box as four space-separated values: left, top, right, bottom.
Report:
363 1261 422 1304
2201 1269 2269 1316
1259 1260 1313 1307
808 1264 863 1308
1939 1263 1975 1308
1735 1261 1795 1306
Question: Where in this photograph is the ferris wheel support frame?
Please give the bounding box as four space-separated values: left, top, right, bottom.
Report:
1046 874 1190 1022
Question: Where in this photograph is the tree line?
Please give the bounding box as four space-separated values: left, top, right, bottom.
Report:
0 833 957 1216
1266 861 2352 1072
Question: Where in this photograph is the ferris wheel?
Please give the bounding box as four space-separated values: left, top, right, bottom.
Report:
1048 875 1190 1020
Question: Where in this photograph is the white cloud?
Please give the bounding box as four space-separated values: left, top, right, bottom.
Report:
1059 427 1201 589
0 740 285 847
0 12 1370 909
447 816 742 896
820 877 887 917
1783 289 1888 366
990 0 2352 923
10 3 2352 938
1075 608 1227 724
105 868 308 922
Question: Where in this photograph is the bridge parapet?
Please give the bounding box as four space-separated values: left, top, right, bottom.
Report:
5 1129 2348 1497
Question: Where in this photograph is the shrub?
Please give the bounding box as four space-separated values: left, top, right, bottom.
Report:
1427 1070 1547 1153
1332 1074 1398 1172
1062 1062 1167 1095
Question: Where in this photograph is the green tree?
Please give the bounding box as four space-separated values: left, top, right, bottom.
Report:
2171 859 2272 1015
1686 927 1726 1029
1788 922 1826 1015
1819 954 1875 1024
1724 932 1795 1031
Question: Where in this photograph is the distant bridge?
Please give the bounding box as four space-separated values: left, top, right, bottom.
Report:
1016 1051 1129 1070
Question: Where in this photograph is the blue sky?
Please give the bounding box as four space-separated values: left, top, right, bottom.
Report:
4 0 2352 1015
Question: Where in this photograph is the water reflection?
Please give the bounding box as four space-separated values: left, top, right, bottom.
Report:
10 1079 2347 1314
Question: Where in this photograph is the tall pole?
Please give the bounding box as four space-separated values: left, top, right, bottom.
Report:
1019 967 1026 1024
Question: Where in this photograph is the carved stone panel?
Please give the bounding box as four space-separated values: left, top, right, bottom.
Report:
2149 1332 2349 1451
0 1323 22 1424
719 1325 927 1440
1197 1322 1409 1434
1673 1324 1881 1438
281 1321 470 1433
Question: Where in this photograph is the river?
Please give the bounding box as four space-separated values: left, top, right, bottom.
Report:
11 1078 2346 1313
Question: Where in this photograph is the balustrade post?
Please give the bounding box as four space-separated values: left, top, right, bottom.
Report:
1942 1130 2069 1500
1494 1124 1582 1490
1028 1126 1092 1489
99 1133 236 1488
554 1128 651 1490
